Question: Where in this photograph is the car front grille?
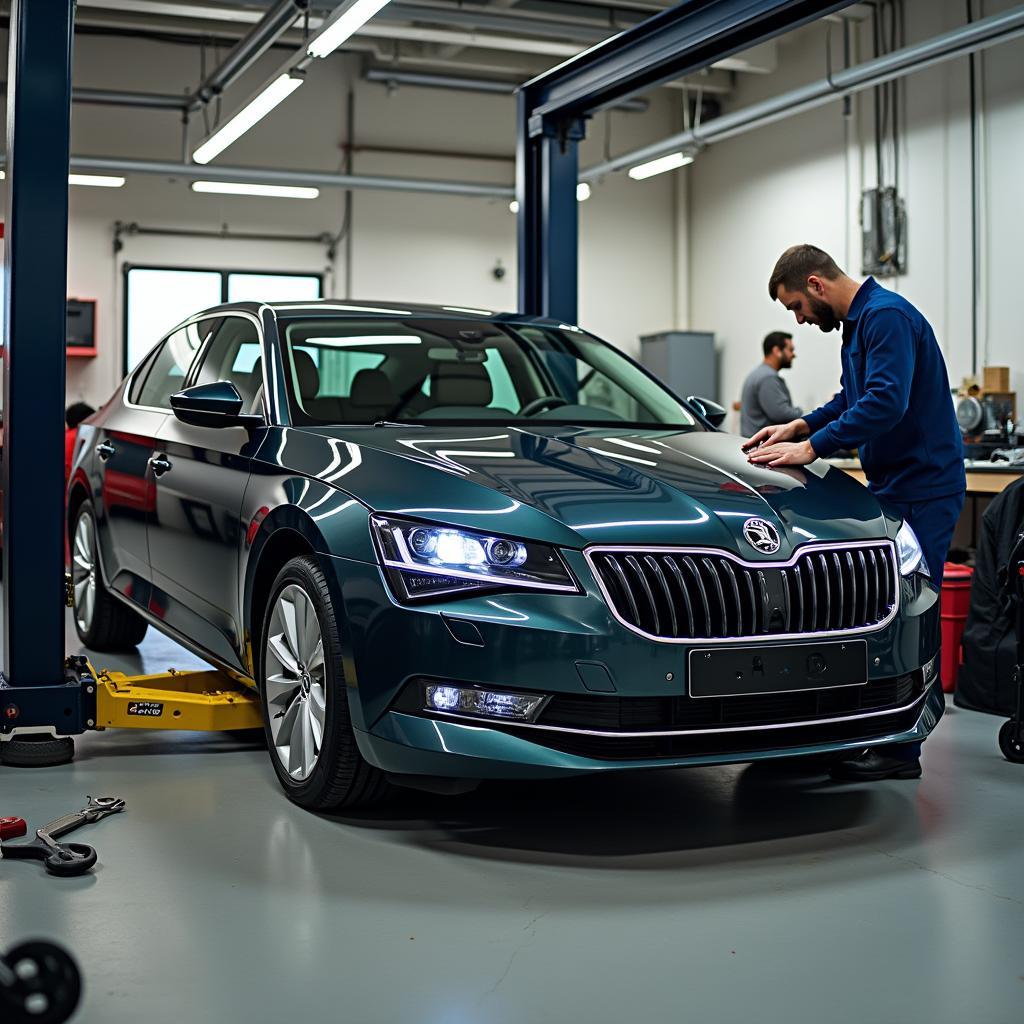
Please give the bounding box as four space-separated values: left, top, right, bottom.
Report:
587 541 897 641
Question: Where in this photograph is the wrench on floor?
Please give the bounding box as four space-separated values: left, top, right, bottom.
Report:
1 796 125 876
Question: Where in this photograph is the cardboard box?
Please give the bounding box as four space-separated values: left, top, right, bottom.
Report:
983 366 1010 392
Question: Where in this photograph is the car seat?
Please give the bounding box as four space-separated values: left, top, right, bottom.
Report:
349 368 398 422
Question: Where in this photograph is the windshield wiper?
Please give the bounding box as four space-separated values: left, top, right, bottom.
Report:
372 420 424 428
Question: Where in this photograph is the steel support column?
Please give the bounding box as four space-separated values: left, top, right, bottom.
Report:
516 88 584 322
2 0 74 692
516 0 855 319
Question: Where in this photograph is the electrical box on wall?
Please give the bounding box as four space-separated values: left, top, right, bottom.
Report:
861 187 906 278
639 331 717 403
66 298 97 357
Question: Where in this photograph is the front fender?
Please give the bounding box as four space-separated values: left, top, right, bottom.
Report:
240 474 374 672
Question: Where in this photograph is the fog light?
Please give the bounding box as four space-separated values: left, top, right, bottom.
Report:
424 684 546 722
922 652 940 684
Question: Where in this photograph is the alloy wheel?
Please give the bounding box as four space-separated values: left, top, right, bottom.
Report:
264 584 327 781
72 513 97 633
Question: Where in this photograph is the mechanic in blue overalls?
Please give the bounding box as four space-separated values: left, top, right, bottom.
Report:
743 243 966 782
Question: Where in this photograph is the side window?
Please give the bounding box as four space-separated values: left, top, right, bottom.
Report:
316 350 385 399
483 350 517 410
134 326 204 409
193 317 264 413
127 343 162 405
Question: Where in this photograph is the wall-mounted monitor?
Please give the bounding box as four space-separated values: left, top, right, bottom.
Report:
66 298 96 356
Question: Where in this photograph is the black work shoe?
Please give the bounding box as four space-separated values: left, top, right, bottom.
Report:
829 748 922 781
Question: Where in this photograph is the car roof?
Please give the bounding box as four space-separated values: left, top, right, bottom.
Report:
197 298 572 328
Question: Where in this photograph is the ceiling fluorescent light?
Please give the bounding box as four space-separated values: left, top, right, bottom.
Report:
69 173 125 188
1 171 125 187
308 0 393 59
193 73 304 165
628 152 694 181
192 181 319 199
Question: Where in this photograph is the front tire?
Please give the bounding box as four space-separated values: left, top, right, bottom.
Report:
70 501 148 651
259 556 388 811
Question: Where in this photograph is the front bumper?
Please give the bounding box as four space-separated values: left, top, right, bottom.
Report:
328 550 942 780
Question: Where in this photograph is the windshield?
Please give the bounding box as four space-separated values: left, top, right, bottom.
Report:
277 316 699 430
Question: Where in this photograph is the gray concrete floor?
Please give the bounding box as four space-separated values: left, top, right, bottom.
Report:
1 609 1022 1023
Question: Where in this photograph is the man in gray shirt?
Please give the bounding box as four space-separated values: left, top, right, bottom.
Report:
740 331 802 437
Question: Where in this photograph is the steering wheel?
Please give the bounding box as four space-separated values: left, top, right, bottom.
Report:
518 396 569 417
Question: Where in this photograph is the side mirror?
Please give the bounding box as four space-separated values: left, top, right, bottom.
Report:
687 395 727 428
170 381 262 429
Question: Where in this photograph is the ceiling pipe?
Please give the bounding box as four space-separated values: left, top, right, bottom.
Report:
193 0 308 105
582 2 1024 180
0 82 190 111
363 67 649 112
46 154 515 199
384 2 624 44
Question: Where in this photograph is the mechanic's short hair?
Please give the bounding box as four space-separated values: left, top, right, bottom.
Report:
768 244 843 300
763 331 792 357
65 402 95 430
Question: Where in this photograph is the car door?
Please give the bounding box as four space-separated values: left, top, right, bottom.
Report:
94 324 209 604
147 314 265 672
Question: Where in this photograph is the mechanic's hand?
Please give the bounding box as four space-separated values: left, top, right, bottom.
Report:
741 418 809 452
746 439 817 468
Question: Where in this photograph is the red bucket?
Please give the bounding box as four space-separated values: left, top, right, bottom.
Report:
940 563 973 692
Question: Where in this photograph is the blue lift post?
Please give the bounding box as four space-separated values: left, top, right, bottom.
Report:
1 0 88 764
516 0 856 323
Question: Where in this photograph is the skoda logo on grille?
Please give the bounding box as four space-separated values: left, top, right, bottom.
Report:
742 517 781 555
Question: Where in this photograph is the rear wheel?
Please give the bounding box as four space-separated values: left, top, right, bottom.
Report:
259 556 388 810
70 502 148 651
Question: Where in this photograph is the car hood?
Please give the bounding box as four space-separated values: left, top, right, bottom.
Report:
279 425 894 557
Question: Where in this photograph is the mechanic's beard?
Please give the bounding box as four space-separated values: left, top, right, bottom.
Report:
809 295 840 332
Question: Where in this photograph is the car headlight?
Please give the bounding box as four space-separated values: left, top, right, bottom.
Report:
371 516 579 601
896 520 930 578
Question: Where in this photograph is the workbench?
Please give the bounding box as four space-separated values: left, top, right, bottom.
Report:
825 457 1023 552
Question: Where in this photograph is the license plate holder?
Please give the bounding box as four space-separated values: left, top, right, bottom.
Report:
687 640 868 698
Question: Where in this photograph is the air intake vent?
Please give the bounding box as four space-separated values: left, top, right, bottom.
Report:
588 542 897 641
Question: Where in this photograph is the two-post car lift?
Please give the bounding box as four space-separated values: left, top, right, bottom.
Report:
0 0 858 766
0 0 259 767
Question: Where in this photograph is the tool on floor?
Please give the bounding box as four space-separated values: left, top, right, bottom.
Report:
0 940 82 1024
998 530 1024 763
1 796 125 876
1 817 28 841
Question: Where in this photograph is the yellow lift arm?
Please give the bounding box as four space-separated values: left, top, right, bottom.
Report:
92 666 262 732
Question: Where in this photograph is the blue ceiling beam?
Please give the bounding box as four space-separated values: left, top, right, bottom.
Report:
517 0 857 322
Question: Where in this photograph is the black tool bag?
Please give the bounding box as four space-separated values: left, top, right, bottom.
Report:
955 477 1024 715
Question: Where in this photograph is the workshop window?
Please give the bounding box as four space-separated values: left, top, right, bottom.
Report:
125 269 222 373
125 266 321 374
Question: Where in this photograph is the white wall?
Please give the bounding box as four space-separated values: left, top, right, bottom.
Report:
3 30 680 408
683 0 1024 431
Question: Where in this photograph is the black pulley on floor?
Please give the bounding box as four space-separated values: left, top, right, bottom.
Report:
0 941 82 1024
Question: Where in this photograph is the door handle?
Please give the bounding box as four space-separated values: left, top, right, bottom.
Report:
95 440 116 462
148 454 172 477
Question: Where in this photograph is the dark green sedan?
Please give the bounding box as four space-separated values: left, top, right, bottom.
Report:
67 300 943 809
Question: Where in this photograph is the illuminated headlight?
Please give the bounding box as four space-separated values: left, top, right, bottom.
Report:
896 520 930 578
372 516 579 601
425 684 547 722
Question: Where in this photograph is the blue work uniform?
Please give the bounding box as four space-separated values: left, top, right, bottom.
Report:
802 278 965 759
